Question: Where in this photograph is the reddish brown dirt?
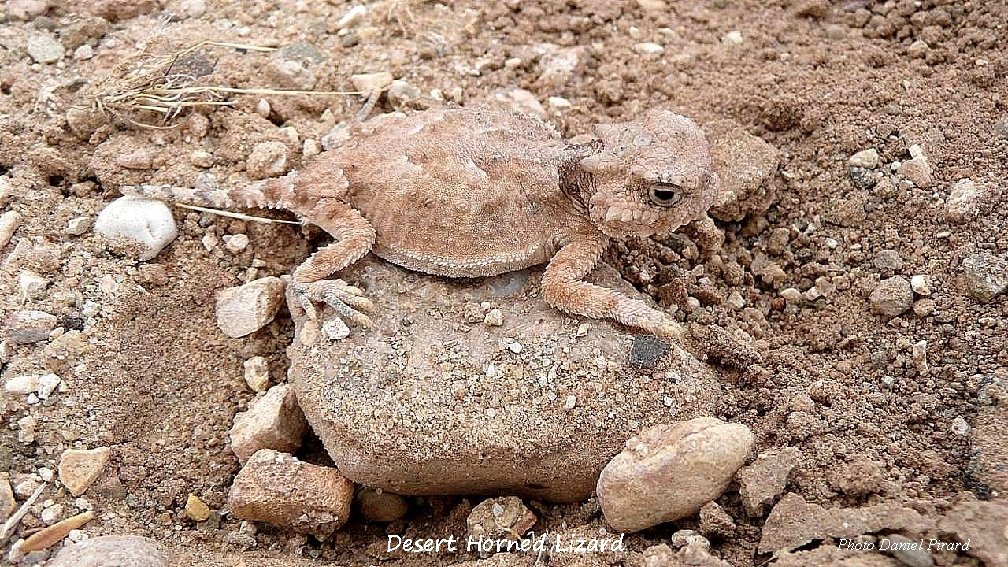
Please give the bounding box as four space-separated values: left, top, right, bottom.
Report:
1 0 1005 566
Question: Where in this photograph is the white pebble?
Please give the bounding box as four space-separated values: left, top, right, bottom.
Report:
94 197 178 261
910 275 931 296
27 33 65 64
201 233 218 251
946 178 979 223
848 148 880 169
223 234 250 254
547 96 572 108
321 318 351 341
726 290 746 310
0 210 21 248
722 31 744 45
303 138 321 158
256 98 271 118
243 356 270 392
507 341 523 354
280 127 299 145
4 374 40 395
215 277 286 338
41 503 64 525
563 394 577 411
18 270 48 299
13 476 41 498
634 42 665 55
37 373 61 399
951 416 970 436
780 288 803 302
65 216 92 236
483 308 503 326
73 45 93 61
338 5 367 29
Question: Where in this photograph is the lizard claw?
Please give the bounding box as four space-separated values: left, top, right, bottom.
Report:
291 279 373 339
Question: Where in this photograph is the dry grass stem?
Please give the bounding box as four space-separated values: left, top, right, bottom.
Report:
176 204 304 225
80 40 361 129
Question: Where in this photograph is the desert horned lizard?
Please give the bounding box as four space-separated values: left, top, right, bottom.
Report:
125 106 725 340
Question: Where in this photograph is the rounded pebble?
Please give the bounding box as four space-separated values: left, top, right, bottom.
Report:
246 142 288 180
869 276 913 318
48 535 169 567
242 356 270 392
634 42 665 55
597 417 754 532
356 488 408 522
94 197 178 261
848 148 880 169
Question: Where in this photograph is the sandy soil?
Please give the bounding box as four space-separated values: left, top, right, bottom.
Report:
1 0 1006 565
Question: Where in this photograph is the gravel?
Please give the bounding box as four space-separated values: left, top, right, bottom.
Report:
246 142 289 180
26 33 65 63
848 148 880 169
869 276 913 318
4 309 57 344
961 252 1008 303
214 276 285 338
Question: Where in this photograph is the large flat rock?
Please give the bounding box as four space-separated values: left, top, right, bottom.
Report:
289 258 723 502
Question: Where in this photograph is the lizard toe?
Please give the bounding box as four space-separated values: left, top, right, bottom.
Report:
291 279 373 338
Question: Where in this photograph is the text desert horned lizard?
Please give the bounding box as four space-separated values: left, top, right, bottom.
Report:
127 106 725 339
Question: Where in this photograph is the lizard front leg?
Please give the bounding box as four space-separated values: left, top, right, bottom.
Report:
541 229 684 340
291 198 376 339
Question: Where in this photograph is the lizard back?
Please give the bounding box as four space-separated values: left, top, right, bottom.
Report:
318 106 588 278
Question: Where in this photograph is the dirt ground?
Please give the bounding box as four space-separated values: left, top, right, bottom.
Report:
1 0 1006 566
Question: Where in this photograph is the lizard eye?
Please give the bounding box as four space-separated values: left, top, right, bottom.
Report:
649 184 682 207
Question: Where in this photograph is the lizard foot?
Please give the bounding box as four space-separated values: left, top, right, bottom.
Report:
291 279 373 340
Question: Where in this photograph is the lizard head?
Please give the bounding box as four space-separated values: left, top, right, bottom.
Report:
579 110 721 239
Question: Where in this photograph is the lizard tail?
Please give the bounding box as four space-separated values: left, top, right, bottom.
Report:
120 172 299 210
